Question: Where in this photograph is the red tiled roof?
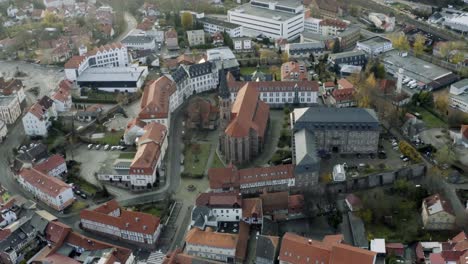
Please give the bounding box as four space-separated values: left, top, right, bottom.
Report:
225 83 269 138
459 251 468 264
337 78 354 89
452 231 467 243
322 234 344 245
52 85 71 103
93 199 120 214
380 79 396 93
461 125 468 139
320 19 348 29
139 76 176 120
33 154 66 174
208 165 239 190
64 55 86 69
242 198 262 219
332 87 355 102
260 192 288 214
165 29 177 39
288 194 304 214
430 253 445 264
19 168 71 198
423 193 455 216
45 221 72 244
185 228 238 249
330 243 376 264
281 61 308 81
81 201 160 235
195 192 242 207
86 43 123 56
130 122 167 174
324 81 335 88
235 222 250 261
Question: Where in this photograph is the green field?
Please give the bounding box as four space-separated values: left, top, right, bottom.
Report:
184 143 211 176
415 107 446 128
95 131 124 145
240 66 281 81
210 152 225 168
119 152 136 159
68 177 99 195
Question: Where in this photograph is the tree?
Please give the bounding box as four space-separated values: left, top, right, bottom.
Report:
222 31 233 49
181 12 193 30
435 94 449 115
389 33 410 51
281 52 289 63
116 93 128 105
332 38 341 53
451 51 465 64
349 5 360 17
413 34 425 56
365 73 377 89
374 63 386 79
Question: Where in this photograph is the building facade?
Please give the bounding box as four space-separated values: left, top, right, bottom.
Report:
328 50 367 67
52 80 73 112
121 35 156 50
228 0 305 40
0 96 21 124
185 228 238 262
22 96 57 137
449 79 468 113
356 36 393 56
187 30 206 46
285 42 325 59
198 17 244 37
421 194 457 230
33 154 67 178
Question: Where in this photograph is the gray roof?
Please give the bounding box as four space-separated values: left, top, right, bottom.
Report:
357 36 392 49
451 79 468 89
17 143 48 163
188 62 214 78
199 17 240 29
77 67 146 82
294 128 319 167
0 96 17 106
122 35 154 44
256 235 279 262
260 217 278 236
347 212 368 249
191 206 211 229
329 50 366 61
301 32 334 42
30 211 51 235
171 66 188 84
293 107 379 127
288 42 325 51
230 1 303 21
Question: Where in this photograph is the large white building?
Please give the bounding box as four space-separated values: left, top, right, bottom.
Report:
76 66 148 93
356 36 393 56
0 96 21 124
449 79 468 113
228 0 305 40
22 96 57 137
18 168 74 211
121 35 156 50
64 43 129 81
80 199 162 247
198 17 244 38
443 12 468 34
169 62 218 112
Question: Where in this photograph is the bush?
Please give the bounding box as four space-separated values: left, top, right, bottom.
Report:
399 140 422 162
271 149 292 165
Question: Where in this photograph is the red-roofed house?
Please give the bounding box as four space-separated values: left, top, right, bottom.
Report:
330 87 356 107
421 193 456 230
220 83 270 165
17 168 74 211
165 29 179 50
51 79 73 112
80 200 162 248
281 61 308 81
22 96 57 137
138 76 176 125
33 154 67 178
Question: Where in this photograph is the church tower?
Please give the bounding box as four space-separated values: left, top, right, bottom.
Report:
218 68 231 131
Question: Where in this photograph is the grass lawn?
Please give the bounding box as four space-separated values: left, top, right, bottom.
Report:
142 207 163 217
366 212 423 243
412 107 446 128
184 143 211 176
240 66 281 80
119 152 136 159
95 131 124 145
68 177 99 195
67 201 88 213
210 152 225 168
1 192 10 202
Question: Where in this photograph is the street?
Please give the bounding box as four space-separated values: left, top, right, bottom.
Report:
116 12 138 42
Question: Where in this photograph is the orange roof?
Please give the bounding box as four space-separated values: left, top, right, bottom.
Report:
235 222 250 261
64 55 86 69
93 199 120 214
320 18 348 29
86 42 123 56
337 78 354 89
33 154 66 174
195 192 242 207
423 193 455 216
52 85 71 103
330 244 376 264
324 81 335 88
19 168 71 198
125 118 146 134
332 88 355 102
322 234 344 245
80 201 161 235
130 123 166 173
185 228 238 249
165 29 177 39
260 192 288 213
461 125 468 139
281 61 308 81
242 198 262 218
225 83 269 138
139 76 176 120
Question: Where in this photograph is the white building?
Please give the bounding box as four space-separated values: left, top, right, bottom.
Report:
18 168 74 211
332 164 346 181
443 12 468 34
304 17 321 33
304 18 349 36
76 66 148 93
33 154 67 178
137 75 176 126
449 79 468 113
22 96 57 137
368 13 395 32
285 42 325 59
80 199 162 247
0 120 7 142
64 43 129 81
0 96 21 124
356 36 393 56
228 0 305 40
233 37 253 52
43 0 76 8
121 35 156 50
198 17 244 38
191 193 243 229
51 80 73 112
169 62 218 112
187 30 206 47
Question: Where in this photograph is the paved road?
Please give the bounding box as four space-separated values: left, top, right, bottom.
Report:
116 12 137 42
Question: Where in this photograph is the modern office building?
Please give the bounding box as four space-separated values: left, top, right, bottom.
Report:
228 0 305 40
76 66 149 93
198 17 244 37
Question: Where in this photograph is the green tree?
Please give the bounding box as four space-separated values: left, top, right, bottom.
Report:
181 12 193 30
451 52 465 64
413 34 425 56
332 38 341 53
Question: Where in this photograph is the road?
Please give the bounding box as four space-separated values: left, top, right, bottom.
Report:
116 12 138 42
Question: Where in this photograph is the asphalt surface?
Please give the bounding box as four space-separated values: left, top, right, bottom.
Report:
116 12 138 42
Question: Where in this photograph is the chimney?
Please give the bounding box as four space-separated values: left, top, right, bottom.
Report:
308 239 312 245
135 217 139 222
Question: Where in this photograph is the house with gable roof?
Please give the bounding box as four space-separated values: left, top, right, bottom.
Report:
22 96 57 137
421 193 457 230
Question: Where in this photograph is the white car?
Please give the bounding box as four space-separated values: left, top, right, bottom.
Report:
407 80 416 86
88 144 93 149
104 144 110 150
410 83 418 89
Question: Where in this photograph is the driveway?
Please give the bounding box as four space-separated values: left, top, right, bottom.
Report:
116 12 137 42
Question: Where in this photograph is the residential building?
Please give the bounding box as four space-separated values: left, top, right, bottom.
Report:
356 36 393 56
76 66 149 93
75 104 103 122
121 35 156 50
338 26 361 51
212 32 224 46
187 30 206 46
17 168 74 211
421 193 456 230
415 231 468 263
208 164 295 194
169 62 218 112
443 12 468 34
226 72 320 107
330 88 356 107
449 79 468 113
15 143 48 165
305 18 348 36
310 0 342 19
30 219 135 264
368 13 395 32
381 50 459 91
256 235 280 264
184 227 238 262
0 96 21 124
51 79 73 112
64 43 129 81
227 0 305 40
219 83 270 165
191 192 242 229
123 118 147 145
279 232 376 264
260 192 304 220
0 78 26 103
22 96 57 137
0 120 6 142
281 61 307 81
285 42 325 59
165 29 179 50
198 17 244 37
138 76 176 126
292 128 320 189
33 154 67 178
232 37 253 52
328 50 367 67
304 17 322 33
80 199 162 248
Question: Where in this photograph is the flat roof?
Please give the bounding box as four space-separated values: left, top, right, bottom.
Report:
230 2 302 21
122 35 154 44
370 239 386 254
254 0 303 8
301 31 333 42
329 50 366 60
451 79 468 89
0 96 16 106
77 67 146 82
199 17 240 29
381 50 453 83
450 92 468 104
358 36 391 49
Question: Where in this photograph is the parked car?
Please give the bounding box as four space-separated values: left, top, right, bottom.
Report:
88 144 93 149
402 157 409 162
80 193 88 199
95 144 101 150
104 144 110 150
111 146 118 151
378 151 387 159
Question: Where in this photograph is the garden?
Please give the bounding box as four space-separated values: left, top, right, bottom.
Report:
182 143 211 178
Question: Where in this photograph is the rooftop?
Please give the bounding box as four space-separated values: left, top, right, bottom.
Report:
329 50 366 61
358 36 392 49
230 1 302 21
77 67 147 82
292 107 379 126
122 35 155 44
0 96 17 106
185 228 238 249
199 17 240 29
19 168 71 198
33 154 66 174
